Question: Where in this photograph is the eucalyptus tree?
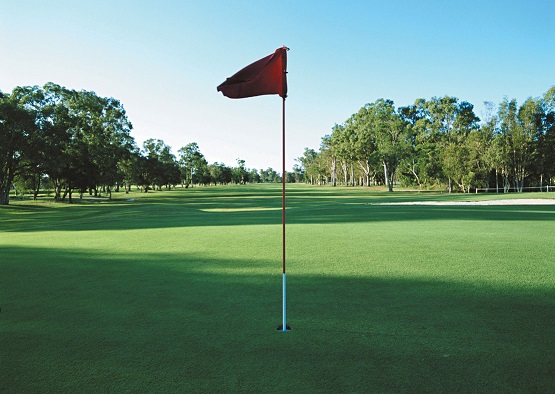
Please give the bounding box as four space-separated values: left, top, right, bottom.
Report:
248 168 261 183
313 149 331 184
297 147 319 184
178 142 207 187
232 159 249 184
398 100 428 187
330 121 358 186
291 164 304 183
349 106 379 187
118 148 141 192
259 167 280 183
0 90 36 204
537 87 555 186
497 98 521 191
208 163 222 185
7 85 52 200
514 97 543 191
96 96 135 194
424 96 459 192
444 101 481 192
18 83 136 201
480 101 504 192
133 154 157 192
372 99 410 191
320 133 336 186
399 98 445 188
209 162 232 185
63 89 134 198
496 97 541 192
142 138 180 190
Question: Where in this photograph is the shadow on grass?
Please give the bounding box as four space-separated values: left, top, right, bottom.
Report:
2 186 555 233
2 245 554 392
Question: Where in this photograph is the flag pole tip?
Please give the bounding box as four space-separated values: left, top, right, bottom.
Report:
277 324 292 331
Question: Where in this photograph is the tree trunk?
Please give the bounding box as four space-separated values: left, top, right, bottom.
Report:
0 167 16 204
410 164 421 188
331 157 337 186
55 179 64 201
33 177 40 201
0 188 9 205
383 161 390 191
67 181 73 203
358 161 371 187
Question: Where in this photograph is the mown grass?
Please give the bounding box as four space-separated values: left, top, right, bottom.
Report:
1 184 554 392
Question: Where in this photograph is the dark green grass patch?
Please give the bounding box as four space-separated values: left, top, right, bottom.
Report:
1 185 554 392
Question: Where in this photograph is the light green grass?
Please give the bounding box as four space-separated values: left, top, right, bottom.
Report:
1 184 554 392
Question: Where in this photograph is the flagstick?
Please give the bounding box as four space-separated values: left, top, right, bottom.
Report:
280 95 288 332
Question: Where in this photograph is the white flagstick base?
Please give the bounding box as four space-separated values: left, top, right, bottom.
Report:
278 273 289 332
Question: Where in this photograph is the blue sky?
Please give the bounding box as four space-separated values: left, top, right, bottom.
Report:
1 0 554 171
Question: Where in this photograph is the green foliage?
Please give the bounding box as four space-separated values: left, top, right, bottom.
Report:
297 87 555 193
0 90 37 204
1 185 554 392
1 84 284 204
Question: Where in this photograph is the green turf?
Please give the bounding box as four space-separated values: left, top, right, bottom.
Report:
1 185 554 392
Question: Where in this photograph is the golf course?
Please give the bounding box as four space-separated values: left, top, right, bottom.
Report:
1 184 554 392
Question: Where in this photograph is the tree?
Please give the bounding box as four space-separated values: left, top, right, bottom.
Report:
398 99 428 187
0 90 36 204
424 96 459 192
537 87 555 185
372 99 409 191
330 123 358 186
232 159 249 184
349 107 379 187
442 100 481 192
248 168 261 183
178 143 207 187
291 164 304 183
9 83 137 202
118 148 141 192
496 97 540 192
297 148 319 184
352 99 409 191
62 89 134 198
207 162 232 185
320 134 337 186
8 85 52 201
260 168 280 183
142 139 180 190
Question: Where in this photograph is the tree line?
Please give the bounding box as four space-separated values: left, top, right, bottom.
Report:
296 87 555 193
0 83 292 205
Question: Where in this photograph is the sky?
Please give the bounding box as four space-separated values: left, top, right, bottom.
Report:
1 0 554 171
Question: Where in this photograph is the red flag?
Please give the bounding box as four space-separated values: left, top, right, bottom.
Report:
217 47 287 99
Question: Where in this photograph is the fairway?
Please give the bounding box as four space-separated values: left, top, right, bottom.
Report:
1 184 554 392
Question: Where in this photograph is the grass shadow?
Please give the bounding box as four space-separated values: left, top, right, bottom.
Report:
1 245 554 392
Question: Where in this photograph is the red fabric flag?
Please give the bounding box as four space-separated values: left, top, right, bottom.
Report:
217 47 287 99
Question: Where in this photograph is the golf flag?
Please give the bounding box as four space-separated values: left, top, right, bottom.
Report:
217 46 290 332
217 47 287 99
